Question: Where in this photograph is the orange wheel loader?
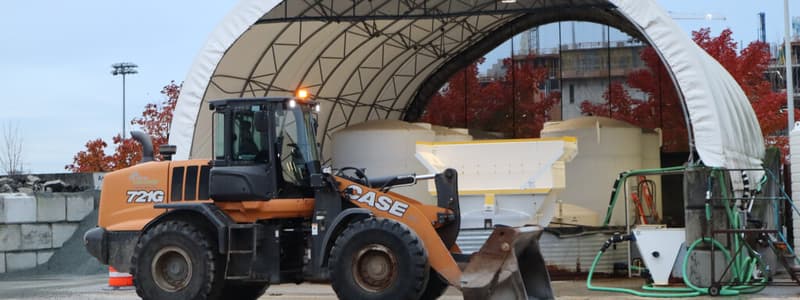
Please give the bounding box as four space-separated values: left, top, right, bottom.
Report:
84 96 554 300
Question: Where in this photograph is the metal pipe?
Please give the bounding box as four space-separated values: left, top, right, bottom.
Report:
511 28 516 138
415 173 437 181
111 62 138 139
785 0 795 133
122 74 126 139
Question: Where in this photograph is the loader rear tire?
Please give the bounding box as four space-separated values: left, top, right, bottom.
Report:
419 270 449 300
329 218 429 300
131 220 224 300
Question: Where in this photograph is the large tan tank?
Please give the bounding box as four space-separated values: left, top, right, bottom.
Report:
540 117 661 226
430 125 473 142
331 120 471 204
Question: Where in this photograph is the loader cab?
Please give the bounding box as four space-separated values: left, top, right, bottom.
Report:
208 97 321 200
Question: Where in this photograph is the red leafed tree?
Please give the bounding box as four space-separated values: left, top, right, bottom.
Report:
132 80 180 151
581 28 793 153
580 46 687 151
693 29 793 152
67 139 113 172
66 81 181 172
421 59 484 128
422 55 560 138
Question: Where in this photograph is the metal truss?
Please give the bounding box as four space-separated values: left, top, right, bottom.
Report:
259 0 613 23
205 0 631 161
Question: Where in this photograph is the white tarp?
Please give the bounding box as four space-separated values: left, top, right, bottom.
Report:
169 0 764 170
610 0 764 170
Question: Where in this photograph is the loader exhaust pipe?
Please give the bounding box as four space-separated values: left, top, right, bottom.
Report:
461 226 554 300
130 131 154 163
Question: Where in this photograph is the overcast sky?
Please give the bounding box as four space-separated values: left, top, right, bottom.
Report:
1 0 798 174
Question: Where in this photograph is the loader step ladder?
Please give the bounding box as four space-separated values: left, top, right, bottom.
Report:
768 240 800 285
225 224 258 280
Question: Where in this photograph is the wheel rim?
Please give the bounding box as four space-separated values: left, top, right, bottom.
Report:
151 246 193 292
352 244 398 292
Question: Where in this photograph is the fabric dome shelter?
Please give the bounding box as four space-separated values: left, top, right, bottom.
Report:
169 0 765 171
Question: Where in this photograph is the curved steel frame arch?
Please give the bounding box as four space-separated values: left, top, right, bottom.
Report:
182 0 729 164
160 0 766 195
404 8 695 155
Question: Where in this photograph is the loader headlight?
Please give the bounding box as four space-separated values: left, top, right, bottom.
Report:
288 99 297 108
296 88 309 99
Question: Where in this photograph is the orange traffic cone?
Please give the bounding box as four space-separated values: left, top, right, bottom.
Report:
108 266 134 288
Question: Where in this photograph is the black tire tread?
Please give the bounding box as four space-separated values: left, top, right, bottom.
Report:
130 220 222 300
329 218 428 300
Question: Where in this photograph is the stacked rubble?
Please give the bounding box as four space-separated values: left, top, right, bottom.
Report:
0 173 100 275
0 175 87 193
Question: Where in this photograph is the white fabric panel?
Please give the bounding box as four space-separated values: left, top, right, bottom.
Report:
610 0 764 169
171 0 282 160
170 0 765 171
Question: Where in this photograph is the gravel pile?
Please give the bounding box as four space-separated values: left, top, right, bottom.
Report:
1 209 106 279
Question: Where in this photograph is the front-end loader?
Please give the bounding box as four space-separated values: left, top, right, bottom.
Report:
84 95 553 300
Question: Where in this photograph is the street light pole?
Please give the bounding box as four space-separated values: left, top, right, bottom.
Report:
785 0 795 133
111 62 138 139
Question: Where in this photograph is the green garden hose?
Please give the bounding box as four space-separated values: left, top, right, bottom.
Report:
587 236 766 297
586 233 701 297
587 244 701 297
591 167 772 297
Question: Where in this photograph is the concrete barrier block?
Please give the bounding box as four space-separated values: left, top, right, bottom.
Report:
52 223 79 248
6 252 36 272
36 194 66 222
66 194 93 221
36 250 54 265
2 194 36 223
0 252 5 273
21 224 52 250
0 224 22 251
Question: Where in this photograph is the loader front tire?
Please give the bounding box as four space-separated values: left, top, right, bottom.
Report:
131 220 224 300
330 218 429 300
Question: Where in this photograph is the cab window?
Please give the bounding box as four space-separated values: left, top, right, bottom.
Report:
233 106 267 162
213 112 226 160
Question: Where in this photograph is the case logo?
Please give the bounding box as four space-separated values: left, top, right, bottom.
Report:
129 172 159 186
346 184 409 217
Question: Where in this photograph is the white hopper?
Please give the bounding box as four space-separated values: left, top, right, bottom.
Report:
415 137 577 228
632 225 686 286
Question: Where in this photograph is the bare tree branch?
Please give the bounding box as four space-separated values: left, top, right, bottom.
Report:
0 122 25 175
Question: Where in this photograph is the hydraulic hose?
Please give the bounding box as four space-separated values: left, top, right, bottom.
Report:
602 166 687 226
710 168 769 287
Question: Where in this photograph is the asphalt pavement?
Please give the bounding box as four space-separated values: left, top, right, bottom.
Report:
0 274 798 300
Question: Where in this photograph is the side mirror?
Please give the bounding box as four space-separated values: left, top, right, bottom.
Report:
254 111 268 132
